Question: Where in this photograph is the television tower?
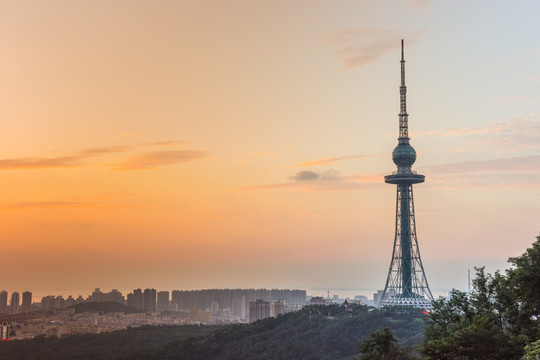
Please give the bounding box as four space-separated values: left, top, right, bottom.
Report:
379 40 433 308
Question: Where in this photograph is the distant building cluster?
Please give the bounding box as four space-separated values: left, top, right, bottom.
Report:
0 287 307 338
0 287 390 340
0 290 32 315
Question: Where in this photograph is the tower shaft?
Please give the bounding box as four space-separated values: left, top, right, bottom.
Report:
399 183 413 298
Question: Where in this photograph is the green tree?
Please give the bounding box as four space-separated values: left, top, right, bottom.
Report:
504 235 540 340
522 339 540 360
422 267 525 360
359 328 417 360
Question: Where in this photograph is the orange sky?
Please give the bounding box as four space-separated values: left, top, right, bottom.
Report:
1 0 540 298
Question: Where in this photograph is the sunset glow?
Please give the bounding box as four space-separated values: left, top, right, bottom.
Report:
1 0 540 297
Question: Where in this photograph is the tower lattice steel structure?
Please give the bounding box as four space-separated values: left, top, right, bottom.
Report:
379 40 433 308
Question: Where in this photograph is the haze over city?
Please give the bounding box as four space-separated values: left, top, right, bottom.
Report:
1 0 539 298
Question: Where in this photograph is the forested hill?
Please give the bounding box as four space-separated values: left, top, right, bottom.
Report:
141 305 426 360
0 305 426 360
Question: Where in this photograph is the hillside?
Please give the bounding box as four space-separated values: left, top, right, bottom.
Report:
0 305 426 360
140 304 426 360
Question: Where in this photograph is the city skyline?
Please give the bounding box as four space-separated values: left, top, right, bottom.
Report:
2 1 540 294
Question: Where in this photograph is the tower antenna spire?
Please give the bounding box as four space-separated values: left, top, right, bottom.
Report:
399 40 408 139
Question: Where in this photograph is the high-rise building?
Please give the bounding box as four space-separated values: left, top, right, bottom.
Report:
210 301 219 313
157 291 170 311
249 299 271 322
271 300 286 317
0 291 7 314
10 292 20 314
379 40 433 309
65 296 76 308
127 289 144 309
102 289 124 304
54 296 65 309
232 296 246 319
143 288 157 311
41 296 56 310
89 288 103 302
21 291 32 313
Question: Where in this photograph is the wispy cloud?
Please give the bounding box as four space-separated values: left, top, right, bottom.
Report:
290 155 376 167
426 172 540 190
244 170 385 192
421 154 540 189
325 28 428 68
0 156 81 170
0 201 135 210
500 95 540 104
424 154 540 174
111 150 207 171
0 142 205 171
412 115 540 152
0 198 141 210
108 133 135 139
0 146 131 170
250 151 278 158
77 146 132 156
144 141 186 148
289 169 341 182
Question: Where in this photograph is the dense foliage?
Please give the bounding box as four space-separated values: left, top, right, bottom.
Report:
0 325 218 360
137 305 425 360
359 327 417 360
421 235 540 360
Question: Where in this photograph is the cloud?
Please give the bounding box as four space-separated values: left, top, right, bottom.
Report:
144 141 186 148
289 170 341 182
0 156 81 170
290 155 376 167
111 150 207 171
423 154 540 174
0 143 204 171
77 146 132 156
0 200 138 210
0 146 131 170
421 155 540 189
500 95 540 104
108 133 135 139
412 115 540 152
243 170 386 192
0 201 98 210
426 172 540 190
325 28 428 68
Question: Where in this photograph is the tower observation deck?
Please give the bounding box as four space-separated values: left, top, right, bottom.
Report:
379 40 433 309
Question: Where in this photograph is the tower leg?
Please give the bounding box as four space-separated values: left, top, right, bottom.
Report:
379 183 433 308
